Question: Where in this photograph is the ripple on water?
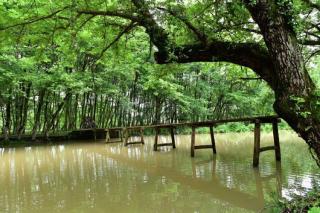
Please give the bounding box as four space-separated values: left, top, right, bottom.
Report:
0 131 318 213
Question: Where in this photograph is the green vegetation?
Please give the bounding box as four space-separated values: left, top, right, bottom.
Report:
1 0 319 143
1 0 320 210
270 189 320 213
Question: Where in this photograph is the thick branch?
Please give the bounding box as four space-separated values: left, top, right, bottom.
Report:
301 39 320 45
155 40 276 89
131 0 170 58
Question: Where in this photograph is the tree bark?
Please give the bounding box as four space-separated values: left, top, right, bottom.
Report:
245 0 320 165
130 0 320 165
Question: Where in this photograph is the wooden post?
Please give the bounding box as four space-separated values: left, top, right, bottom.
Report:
140 128 145 145
209 126 216 154
94 128 97 141
191 126 196 157
170 127 176 149
154 128 159 151
105 129 110 143
124 128 129 146
273 121 281 161
253 120 261 167
120 129 123 142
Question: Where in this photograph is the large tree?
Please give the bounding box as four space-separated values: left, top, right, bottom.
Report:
1 0 320 165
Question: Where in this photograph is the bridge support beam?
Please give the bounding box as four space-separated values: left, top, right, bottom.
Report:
124 127 144 146
191 125 216 157
153 126 176 151
252 118 281 167
105 128 123 143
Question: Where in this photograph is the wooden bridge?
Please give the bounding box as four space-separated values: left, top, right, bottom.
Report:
69 115 281 167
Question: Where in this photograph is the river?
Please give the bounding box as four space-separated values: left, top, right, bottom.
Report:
0 131 319 213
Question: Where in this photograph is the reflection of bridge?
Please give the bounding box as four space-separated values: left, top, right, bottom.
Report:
91 146 283 212
69 115 281 167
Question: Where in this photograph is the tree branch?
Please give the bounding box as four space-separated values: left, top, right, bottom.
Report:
97 21 138 60
77 10 138 21
0 6 71 31
302 0 320 11
301 39 320 45
155 40 276 89
156 7 208 45
130 0 170 58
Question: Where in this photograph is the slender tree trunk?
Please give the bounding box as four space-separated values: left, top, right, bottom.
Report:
32 89 46 141
3 96 11 141
43 92 71 139
70 94 79 130
17 83 32 140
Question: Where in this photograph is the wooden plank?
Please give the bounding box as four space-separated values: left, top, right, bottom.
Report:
170 127 176 149
191 126 196 157
126 126 145 130
157 143 174 147
194 145 213 149
273 121 281 161
259 146 275 152
253 120 261 167
99 115 279 131
106 139 123 143
147 115 279 129
126 141 144 145
210 126 217 154
108 127 124 131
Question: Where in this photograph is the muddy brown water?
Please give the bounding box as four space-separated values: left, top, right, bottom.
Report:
0 131 319 213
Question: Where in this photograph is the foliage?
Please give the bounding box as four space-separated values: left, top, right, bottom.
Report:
270 189 320 213
0 0 319 140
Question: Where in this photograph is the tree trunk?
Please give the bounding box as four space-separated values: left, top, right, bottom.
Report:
17 83 32 140
246 0 320 165
43 92 71 139
3 96 11 141
128 0 320 165
32 89 46 141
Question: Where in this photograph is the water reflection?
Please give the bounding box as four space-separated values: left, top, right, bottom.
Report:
0 131 319 213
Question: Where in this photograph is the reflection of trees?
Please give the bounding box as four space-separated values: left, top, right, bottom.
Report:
100 148 270 211
0 138 317 212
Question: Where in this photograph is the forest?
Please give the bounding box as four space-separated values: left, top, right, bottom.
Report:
1 0 320 212
1 0 320 158
0 1 285 140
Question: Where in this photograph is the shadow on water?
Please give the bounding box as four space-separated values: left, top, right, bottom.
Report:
0 131 318 213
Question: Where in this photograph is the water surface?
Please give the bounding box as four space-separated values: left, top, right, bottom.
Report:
0 131 319 213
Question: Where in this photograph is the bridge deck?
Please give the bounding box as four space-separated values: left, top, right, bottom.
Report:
69 115 281 167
